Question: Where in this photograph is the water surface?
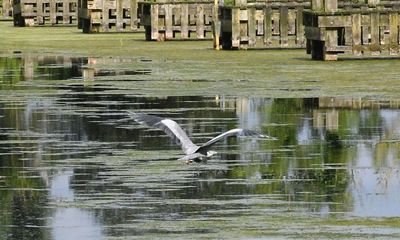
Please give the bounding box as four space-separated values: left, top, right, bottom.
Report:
0 53 400 239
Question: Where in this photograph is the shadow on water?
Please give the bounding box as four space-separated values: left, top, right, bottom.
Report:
1 52 400 239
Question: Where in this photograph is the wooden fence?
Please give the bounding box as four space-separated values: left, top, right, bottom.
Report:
13 0 77 26
78 0 141 33
304 0 400 60
218 0 310 49
140 1 214 41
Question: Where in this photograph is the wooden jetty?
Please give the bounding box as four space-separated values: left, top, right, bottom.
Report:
304 0 400 60
78 0 141 33
1 0 13 18
140 1 214 41
13 0 77 26
218 0 310 49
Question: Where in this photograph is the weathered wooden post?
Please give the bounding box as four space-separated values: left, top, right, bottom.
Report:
308 0 339 60
13 0 77 26
389 9 399 55
219 0 309 50
130 0 138 31
2 0 13 18
213 0 220 50
79 0 141 33
50 0 56 25
232 0 246 48
141 1 213 41
305 0 400 60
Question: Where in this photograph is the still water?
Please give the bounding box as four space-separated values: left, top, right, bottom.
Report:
0 53 400 239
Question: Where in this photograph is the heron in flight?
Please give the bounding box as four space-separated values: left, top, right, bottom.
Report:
129 112 275 163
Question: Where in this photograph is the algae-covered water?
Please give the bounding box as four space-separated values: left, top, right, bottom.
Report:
1 22 400 239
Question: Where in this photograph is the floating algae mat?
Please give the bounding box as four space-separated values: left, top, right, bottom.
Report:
0 49 400 239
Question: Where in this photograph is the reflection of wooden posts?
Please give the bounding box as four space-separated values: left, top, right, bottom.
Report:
219 0 309 50
313 109 338 131
304 0 400 60
83 67 95 81
23 54 34 81
141 2 214 41
79 0 141 33
318 97 400 109
13 0 77 26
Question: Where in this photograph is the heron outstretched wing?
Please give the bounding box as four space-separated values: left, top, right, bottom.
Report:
129 112 199 155
198 128 271 152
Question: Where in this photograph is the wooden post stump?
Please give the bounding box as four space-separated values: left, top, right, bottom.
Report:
304 0 400 60
13 0 77 26
218 0 310 50
141 1 214 41
78 0 142 33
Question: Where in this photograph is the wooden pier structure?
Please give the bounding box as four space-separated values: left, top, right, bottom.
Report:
78 0 141 33
13 0 77 26
1 0 13 18
304 0 400 60
218 0 310 49
140 1 214 41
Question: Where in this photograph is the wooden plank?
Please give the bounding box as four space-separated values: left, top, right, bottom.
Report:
352 13 362 56
165 4 173 39
130 0 138 30
181 4 188 39
362 26 369 45
280 6 288 46
213 0 220 50
50 0 56 24
325 0 337 12
173 5 181 26
196 4 204 38
326 29 337 48
116 0 123 31
240 11 247 45
232 7 240 48
63 0 70 24
318 15 352 27
272 12 279 35
325 29 338 60
235 0 246 7
257 15 263 35
248 7 256 46
102 0 109 31
263 6 272 45
151 4 159 40
296 6 304 46
359 14 369 45
37 0 44 24
370 12 380 55
389 12 399 55
344 27 352 46
311 0 324 11
325 45 352 52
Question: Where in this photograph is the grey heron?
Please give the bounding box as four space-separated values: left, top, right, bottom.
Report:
129 112 275 163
